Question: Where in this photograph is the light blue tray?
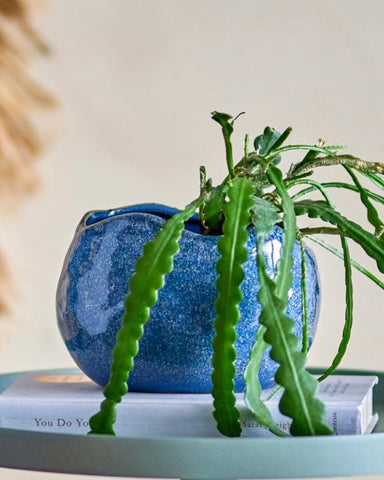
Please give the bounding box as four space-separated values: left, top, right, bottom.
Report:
0 368 383 478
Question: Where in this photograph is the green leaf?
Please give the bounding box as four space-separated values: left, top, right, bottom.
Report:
244 325 289 437
267 145 337 164
317 235 353 382
288 178 335 207
244 184 287 437
251 197 280 241
88 198 202 435
344 166 384 238
290 181 384 206
254 126 280 154
253 126 292 165
257 253 332 435
298 145 323 164
199 184 228 234
259 165 332 436
211 176 254 437
268 127 293 152
294 199 384 273
296 229 309 354
361 171 384 190
305 234 384 289
267 166 296 299
211 111 235 177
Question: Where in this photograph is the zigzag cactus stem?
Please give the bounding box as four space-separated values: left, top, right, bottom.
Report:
290 154 384 178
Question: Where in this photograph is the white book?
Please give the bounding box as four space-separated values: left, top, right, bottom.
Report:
0 371 378 437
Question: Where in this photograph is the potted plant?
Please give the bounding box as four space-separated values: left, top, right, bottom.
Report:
57 111 384 438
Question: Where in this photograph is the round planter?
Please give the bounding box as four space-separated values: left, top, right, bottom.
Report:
56 203 320 393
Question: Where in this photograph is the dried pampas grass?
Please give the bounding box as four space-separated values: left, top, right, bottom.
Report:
0 0 55 315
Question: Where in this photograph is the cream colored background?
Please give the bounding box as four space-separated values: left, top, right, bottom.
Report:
1 1 384 479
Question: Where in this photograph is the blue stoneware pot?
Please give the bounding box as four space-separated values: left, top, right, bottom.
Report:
56 203 320 393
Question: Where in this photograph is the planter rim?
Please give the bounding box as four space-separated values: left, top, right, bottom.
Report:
82 203 203 234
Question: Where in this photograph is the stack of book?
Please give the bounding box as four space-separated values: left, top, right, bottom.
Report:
0 371 378 437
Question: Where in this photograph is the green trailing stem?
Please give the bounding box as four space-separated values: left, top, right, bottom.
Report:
317 235 353 382
211 111 235 177
287 178 336 205
244 183 289 437
267 144 338 163
266 165 296 299
361 170 384 190
88 111 384 439
290 181 384 205
344 166 384 238
257 251 332 435
296 229 309 354
244 325 289 437
294 190 384 380
294 199 384 273
258 165 331 435
289 153 384 178
88 198 202 435
305 234 384 290
289 178 353 380
211 176 254 437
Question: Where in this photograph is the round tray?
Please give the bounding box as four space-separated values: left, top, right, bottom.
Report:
0 369 383 478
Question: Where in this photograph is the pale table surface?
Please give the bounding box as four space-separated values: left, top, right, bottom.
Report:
0 368 383 479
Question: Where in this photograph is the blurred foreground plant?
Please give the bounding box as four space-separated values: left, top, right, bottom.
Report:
0 0 56 315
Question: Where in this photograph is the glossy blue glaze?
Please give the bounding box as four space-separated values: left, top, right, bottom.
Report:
56 204 320 393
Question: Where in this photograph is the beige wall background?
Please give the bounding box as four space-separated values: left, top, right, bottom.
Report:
1 1 384 479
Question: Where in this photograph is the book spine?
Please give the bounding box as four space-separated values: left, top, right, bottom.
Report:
0 402 364 437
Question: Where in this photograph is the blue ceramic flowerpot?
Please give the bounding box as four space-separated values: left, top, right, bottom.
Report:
56 203 320 393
